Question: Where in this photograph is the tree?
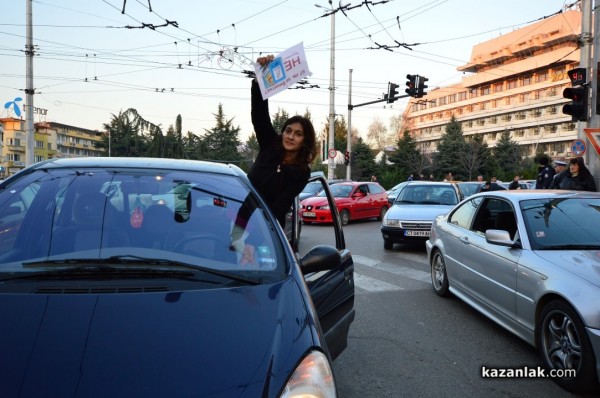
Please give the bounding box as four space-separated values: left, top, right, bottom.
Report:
271 108 290 133
461 134 490 180
493 130 523 180
433 116 467 180
99 108 159 157
389 130 425 178
201 104 243 164
366 118 389 150
349 137 377 181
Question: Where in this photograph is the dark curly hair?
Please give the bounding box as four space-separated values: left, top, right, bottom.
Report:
274 115 317 171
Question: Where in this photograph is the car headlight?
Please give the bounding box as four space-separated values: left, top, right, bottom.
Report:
280 350 336 398
318 205 330 210
383 219 400 227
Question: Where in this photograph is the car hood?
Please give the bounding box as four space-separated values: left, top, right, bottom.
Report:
302 197 331 207
0 278 317 398
534 251 600 288
386 204 453 220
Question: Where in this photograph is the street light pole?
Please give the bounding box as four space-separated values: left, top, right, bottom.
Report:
316 1 336 180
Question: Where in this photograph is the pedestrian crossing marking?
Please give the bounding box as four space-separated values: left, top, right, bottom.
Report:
351 254 431 292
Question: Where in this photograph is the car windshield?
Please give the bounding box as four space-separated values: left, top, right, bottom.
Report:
521 197 600 250
0 167 285 282
319 184 353 198
396 185 457 205
301 182 322 195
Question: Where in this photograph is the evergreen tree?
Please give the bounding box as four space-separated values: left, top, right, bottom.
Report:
99 108 157 157
271 108 289 133
201 104 242 164
389 130 425 178
350 137 377 181
433 116 467 180
493 130 523 180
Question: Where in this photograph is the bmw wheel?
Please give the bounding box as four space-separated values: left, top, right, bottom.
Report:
430 250 449 297
537 300 598 393
340 209 350 226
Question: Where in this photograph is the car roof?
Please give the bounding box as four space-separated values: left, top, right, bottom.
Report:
470 189 600 201
19 157 245 177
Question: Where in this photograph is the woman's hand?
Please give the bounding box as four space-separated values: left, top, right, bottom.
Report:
256 54 274 67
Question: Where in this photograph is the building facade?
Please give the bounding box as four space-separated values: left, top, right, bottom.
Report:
401 9 582 161
0 119 105 177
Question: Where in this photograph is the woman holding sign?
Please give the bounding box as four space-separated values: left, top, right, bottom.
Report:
229 55 317 264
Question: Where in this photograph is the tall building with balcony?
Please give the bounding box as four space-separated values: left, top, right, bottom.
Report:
401 9 582 160
0 119 104 177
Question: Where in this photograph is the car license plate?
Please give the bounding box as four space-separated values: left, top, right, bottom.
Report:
405 230 430 237
303 211 316 217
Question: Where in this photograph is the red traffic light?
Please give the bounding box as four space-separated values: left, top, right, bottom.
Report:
567 68 586 86
562 86 588 121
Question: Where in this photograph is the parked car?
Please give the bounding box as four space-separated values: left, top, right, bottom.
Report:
301 181 388 226
386 181 409 204
426 190 600 394
0 157 355 397
381 181 461 249
456 181 484 198
299 178 349 201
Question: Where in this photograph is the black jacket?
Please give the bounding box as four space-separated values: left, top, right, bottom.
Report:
556 172 597 192
248 80 309 227
536 165 555 189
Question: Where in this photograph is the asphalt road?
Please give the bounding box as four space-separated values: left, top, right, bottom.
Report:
298 219 594 398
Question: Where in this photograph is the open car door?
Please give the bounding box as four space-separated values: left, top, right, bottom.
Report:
297 175 355 361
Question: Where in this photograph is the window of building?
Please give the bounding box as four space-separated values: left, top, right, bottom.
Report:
536 70 548 83
505 97 512 106
521 75 532 86
34 155 44 163
7 153 21 161
7 138 21 146
35 140 44 149
507 79 517 89
448 94 456 104
458 91 467 101
491 99 498 108
481 85 490 95
438 97 447 106
493 83 503 93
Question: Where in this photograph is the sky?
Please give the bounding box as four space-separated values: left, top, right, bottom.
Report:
1 0 576 145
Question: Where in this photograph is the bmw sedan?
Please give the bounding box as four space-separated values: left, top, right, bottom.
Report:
381 181 461 249
0 157 355 398
426 190 600 394
300 181 388 226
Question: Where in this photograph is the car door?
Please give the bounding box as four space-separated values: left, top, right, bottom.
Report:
459 197 520 323
300 176 355 361
350 184 373 219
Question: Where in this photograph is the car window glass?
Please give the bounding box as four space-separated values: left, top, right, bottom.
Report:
368 184 384 194
521 197 600 249
471 198 517 239
449 197 481 229
0 168 285 280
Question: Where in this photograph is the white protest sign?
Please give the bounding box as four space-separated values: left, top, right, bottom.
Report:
253 42 312 100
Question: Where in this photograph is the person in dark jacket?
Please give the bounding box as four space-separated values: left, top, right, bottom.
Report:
536 155 555 189
230 54 318 264
556 157 597 192
549 160 567 189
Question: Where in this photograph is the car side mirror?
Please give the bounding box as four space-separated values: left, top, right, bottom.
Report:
300 245 341 274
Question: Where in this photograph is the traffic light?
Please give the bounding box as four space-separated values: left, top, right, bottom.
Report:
416 75 428 98
405 74 416 97
344 151 350 165
562 68 588 121
562 86 588 121
387 82 399 103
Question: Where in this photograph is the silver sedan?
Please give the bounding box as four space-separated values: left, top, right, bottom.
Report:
426 190 600 394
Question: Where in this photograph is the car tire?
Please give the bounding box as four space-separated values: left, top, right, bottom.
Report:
430 250 450 297
536 300 598 393
340 209 350 226
384 240 393 250
377 206 388 221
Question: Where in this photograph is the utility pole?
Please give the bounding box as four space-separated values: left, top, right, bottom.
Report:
25 0 35 166
327 1 336 180
347 69 353 180
589 0 600 189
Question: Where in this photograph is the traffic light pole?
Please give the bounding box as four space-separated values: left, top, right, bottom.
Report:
348 94 410 110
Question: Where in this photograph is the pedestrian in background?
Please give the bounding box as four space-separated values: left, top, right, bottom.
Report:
555 157 597 192
549 160 567 189
371 175 378 182
508 175 521 190
536 155 555 189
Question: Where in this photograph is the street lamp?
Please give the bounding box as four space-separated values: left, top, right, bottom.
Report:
315 1 336 180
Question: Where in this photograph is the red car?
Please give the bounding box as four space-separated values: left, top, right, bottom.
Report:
301 181 389 225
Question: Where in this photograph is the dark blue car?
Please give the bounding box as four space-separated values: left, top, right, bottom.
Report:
0 157 355 397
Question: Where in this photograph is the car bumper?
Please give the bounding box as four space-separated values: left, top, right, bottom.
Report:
586 326 600 381
301 210 333 223
381 225 431 242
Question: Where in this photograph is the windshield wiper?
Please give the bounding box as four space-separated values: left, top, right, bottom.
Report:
21 255 260 285
539 244 600 250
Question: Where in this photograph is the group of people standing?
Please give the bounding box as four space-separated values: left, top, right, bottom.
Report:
537 154 596 191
